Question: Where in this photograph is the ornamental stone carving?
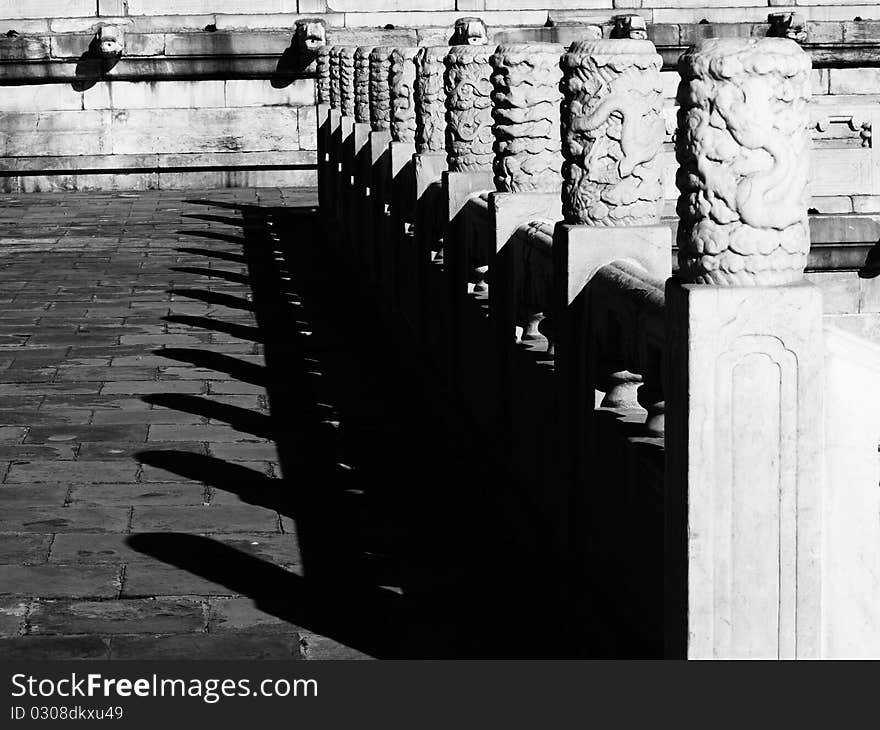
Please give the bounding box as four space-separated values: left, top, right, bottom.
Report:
293 18 327 57
560 39 665 226
675 38 812 286
452 17 489 46
97 25 124 58
490 44 563 193
317 45 331 104
445 45 494 173
338 46 357 117
354 47 372 123
415 46 448 154
369 46 393 132
390 47 418 143
329 46 341 109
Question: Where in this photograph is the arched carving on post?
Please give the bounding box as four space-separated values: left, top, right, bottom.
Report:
560 39 665 226
390 47 418 143
490 43 563 193
675 37 812 285
445 45 494 173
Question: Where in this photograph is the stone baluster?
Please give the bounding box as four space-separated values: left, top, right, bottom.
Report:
338 46 356 117
370 47 393 133
354 46 372 124
559 39 665 226
665 38 821 659
415 46 448 154
444 44 495 173
390 47 418 143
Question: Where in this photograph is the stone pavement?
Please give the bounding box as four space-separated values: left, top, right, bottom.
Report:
0 187 562 660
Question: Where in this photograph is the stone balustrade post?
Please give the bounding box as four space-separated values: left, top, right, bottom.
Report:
388 46 421 329
317 44 333 217
338 46 356 118
553 39 670 488
354 47 372 124
444 44 494 174
368 46 396 300
664 37 822 659
390 47 417 144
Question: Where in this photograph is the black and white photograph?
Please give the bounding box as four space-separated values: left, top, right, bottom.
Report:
0 0 876 721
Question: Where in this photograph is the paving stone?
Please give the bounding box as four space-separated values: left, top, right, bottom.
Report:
0 484 69 506
79 441 207 461
69 482 207 506
207 441 278 462
121 563 242 597
25 424 148 444
0 443 77 460
101 380 206 395
109 633 302 660
131 504 279 533
7 461 138 483
91 409 205 425
0 599 28 636
0 506 130 532
29 598 206 636
148 424 258 442
49 533 153 564
0 636 110 660
0 534 52 564
55 366 158 382
0 426 28 442
208 596 299 633
299 633 372 660
0 565 121 598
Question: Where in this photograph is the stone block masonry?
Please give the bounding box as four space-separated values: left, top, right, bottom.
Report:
0 3 879 191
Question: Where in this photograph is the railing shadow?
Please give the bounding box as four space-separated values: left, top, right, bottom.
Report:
127 197 566 658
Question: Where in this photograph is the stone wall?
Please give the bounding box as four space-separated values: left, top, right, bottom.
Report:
0 1 879 191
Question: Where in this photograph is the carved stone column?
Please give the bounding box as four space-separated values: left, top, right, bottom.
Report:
490 43 563 193
675 37 812 286
369 47 393 132
390 47 418 143
317 45 331 104
445 44 494 173
664 38 822 659
329 46 341 109
354 46 372 124
415 46 448 154
338 46 356 117
559 39 665 226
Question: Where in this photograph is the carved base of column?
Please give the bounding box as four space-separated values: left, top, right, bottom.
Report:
664 279 823 659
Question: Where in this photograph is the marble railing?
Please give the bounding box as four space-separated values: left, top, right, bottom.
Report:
317 31 880 660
